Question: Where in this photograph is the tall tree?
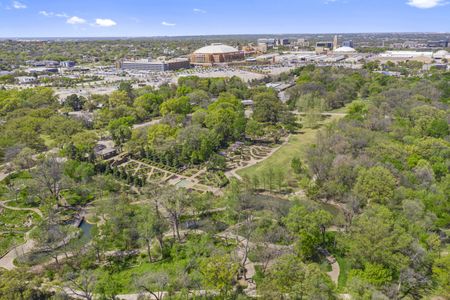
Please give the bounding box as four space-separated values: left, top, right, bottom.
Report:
259 254 336 299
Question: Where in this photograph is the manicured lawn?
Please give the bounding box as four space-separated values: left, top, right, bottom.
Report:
237 114 344 187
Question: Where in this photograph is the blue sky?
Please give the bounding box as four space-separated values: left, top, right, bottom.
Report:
0 0 449 37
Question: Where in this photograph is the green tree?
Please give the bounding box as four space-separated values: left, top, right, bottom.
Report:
245 119 264 140
253 91 284 124
108 116 134 148
133 93 163 120
147 124 178 147
159 96 191 116
344 205 412 271
291 157 303 175
285 205 333 260
71 131 98 160
64 94 86 111
0 269 47 300
353 166 397 205
347 100 368 121
108 90 131 108
432 255 450 296
199 254 239 297
348 263 393 287
259 254 336 299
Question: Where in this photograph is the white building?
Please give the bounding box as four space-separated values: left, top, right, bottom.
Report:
17 76 36 84
379 51 433 58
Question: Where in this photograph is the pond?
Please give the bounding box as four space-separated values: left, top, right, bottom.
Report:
79 220 93 242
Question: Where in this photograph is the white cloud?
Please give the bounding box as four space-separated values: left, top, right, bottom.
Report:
39 10 51 16
67 16 87 25
193 8 207 13
12 1 26 9
55 13 68 18
407 0 448 8
95 18 117 27
39 11 68 18
161 21 176 26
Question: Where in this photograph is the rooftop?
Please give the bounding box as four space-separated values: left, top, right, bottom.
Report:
194 43 240 54
334 46 357 53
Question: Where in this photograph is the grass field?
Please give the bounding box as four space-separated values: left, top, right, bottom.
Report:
336 256 350 291
237 113 345 188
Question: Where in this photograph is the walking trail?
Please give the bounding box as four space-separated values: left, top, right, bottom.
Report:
0 231 35 270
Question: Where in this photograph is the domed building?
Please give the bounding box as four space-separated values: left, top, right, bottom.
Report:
190 43 244 65
334 46 357 54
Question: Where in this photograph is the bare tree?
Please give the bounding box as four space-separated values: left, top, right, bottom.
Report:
158 187 191 241
140 185 168 256
134 271 169 300
64 270 97 300
13 147 36 171
32 154 66 202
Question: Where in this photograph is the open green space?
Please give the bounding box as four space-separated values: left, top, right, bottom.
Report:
94 257 190 294
237 114 345 187
336 256 350 292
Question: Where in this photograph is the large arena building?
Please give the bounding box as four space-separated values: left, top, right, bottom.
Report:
190 43 244 65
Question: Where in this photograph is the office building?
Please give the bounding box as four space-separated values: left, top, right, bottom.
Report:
119 58 190 71
60 61 76 68
427 40 449 48
257 38 277 48
342 40 354 48
316 41 334 49
276 38 290 46
296 39 310 47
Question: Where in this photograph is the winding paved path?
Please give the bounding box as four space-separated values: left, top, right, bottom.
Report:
0 231 35 270
0 201 44 218
0 201 45 270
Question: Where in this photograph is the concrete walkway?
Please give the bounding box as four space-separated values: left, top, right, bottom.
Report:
0 201 44 218
326 255 340 285
0 231 35 270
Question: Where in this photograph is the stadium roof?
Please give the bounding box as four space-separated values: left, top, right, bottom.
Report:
334 46 357 53
194 43 239 54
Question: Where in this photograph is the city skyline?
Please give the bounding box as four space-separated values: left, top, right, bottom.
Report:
0 0 450 37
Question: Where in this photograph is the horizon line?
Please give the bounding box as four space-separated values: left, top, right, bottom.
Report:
1 31 450 40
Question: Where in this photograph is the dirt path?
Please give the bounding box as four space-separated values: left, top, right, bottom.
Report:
326 255 340 285
292 111 348 117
